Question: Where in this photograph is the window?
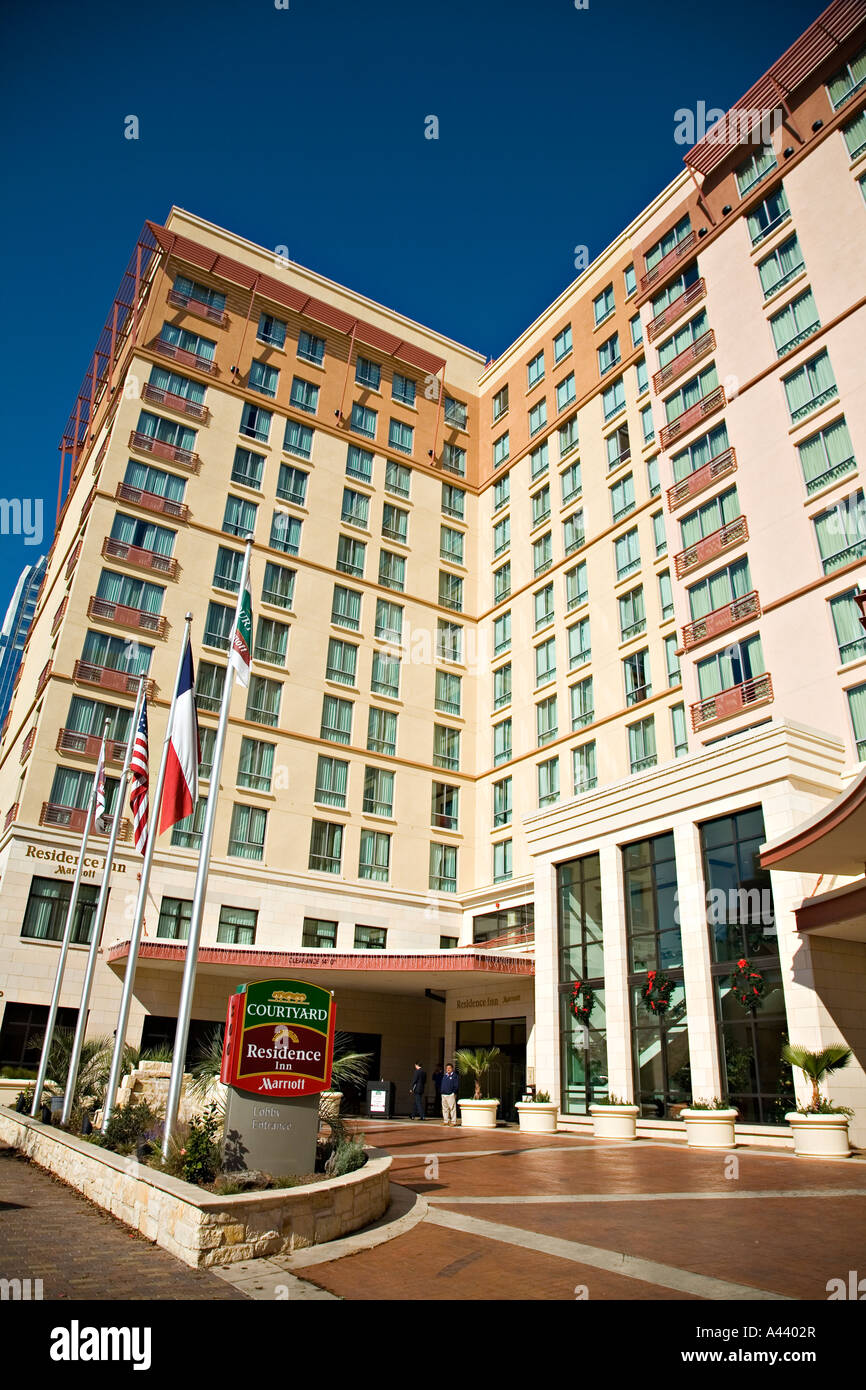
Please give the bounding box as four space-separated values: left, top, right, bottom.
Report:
346 444 373 483
309 820 343 874
444 396 467 429
602 375 625 421
228 804 267 861
493 563 511 604
493 474 510 511
490 776 513 829
302 918 337 948
571 675 593 730
525 351 546 390
433 724 460 771
249 359 278 398
394 372 419 405
783 350 838 424
441 525 465 563
258 312 287 348
493 662 512 710
158 320 216 364
573 741 597 793
379 549 406 592
528 398 548 437
82 627 153 676
382 504 408 546
560 512 583 559
568 616 591 669
535 582 554 630
157 896 192 942
688 557 753 621
619 585 646 641
561 459 581 505
198 725 216 781
624 648 651 705
435 669 461 716
315 754 348 808
231 446 264 489
375 597 402 643
624 263 636 297
217 906 257 946
653 510 667 555
493 718 512 766
746 184 790 246
798 418 856 495
646 455 660 498
535 636 556 686
270 510 301 555
770 288 820 357
606 425 630 472
371 648 401 698
442 483 465 520
254 615 288 666
246 674 282 727
240 402 271 443
437 619 462 663
559 415 579 458
223 495 257 539
319 687 354 743
846 109 866 157
636 355 648 395
630 313 643 348
538 756 560 808
290 376 319 415
556 373 576 412
598 332 620 376
657 311 709 370
565 561 588 612
430 842 457 893
530 440 549 480
283 420 313 460
537 694 558 746
389 418 414 455
195 662 225 714
442 440 466 475
385 460 411 498
326 637 358 686
658 568 673 623
204 600 233 651
665 634 681 687
367 706 397 756
628 715 657 772
610 473 635 522
671 703 688 757
532 485 551 529
359 829 390 881
493 839 513 883
432 781 459 831
262 561 295 610
533 531 553 576
122 456 187 504
64 696 133 745
493 610 511 656
350 402 377 439
696 634 765 699
173 274 225 314
826 43 866 109
757 233 805 299
336 534 366 578
554 324 572 362
339 487 368 529
593 284 615 325
813 489 866 574
493 432 510 468
95 568 164 617
645 215 691 274
332 584 362 632
615 526 640 579
363 765 394 817
671 423 730 483
736 143 777 198
492 385 509 421
355 924 387 950
642 407 655 446
297 329 325 365
22 877 98 944
847 682 866 759
278 464 309 507
355 356 381 390
493 516 510 558
650 263 700 317
680 487 743 551
664 364 719 426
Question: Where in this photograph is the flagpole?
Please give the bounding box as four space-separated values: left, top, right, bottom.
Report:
30 720 110 1117
162 542 252 1156
61 680 145 1127
102 615 193 1129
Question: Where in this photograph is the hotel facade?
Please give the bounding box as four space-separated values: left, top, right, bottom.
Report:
1 2 865 1140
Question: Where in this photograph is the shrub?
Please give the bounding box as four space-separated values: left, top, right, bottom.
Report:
326 1134 367 1176
689 1097 731 1111
180 1103 221 1186
96 1101 163 1156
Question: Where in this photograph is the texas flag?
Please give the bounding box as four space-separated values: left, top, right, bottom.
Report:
158 638 199 834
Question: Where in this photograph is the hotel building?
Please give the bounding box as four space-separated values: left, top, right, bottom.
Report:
1 2 864 1140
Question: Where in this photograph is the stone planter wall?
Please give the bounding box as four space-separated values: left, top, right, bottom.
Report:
0 1106 391 1268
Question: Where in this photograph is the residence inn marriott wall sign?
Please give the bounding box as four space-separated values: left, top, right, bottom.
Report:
219 980 336 1175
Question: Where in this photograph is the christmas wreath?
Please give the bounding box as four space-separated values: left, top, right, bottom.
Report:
641 969 675 1016
729 958 766 1012
569 979 595 1025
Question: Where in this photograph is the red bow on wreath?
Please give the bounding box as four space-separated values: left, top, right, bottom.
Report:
641 969 675 1016
570 980 594 1025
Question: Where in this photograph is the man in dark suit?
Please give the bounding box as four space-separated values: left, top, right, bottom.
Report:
410 1061 427 1120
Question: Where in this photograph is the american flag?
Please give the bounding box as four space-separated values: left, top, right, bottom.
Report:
129 701 150 854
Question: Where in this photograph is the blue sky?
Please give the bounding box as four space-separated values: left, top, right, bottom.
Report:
0 0 823 603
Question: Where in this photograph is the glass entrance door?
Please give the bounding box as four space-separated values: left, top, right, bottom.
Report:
455 1017 526 1122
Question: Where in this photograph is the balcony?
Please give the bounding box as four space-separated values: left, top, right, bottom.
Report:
141 380 210 422
152 335 218 376
667 447 737 511
20 728 36 763
647 278 706 343
4 803 19 832
73 660 155 698
87 595 168 637
659 385 726 450
51 596 68 635
691 673 773 731
115 481 190 522
36 660 53 698
79 485 96 527
166 286 227 326
102 536 179 579
641 231 697 293
56 728 128 763
681 590 761 651
40 802 132 841
674 515 748 579
653 329 716 392
66 540 82 580
128 429 199 470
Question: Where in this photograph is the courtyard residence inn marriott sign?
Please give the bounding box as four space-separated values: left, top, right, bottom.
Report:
220 979 336 1097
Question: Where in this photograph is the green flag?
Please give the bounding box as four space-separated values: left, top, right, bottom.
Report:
229 578 252 687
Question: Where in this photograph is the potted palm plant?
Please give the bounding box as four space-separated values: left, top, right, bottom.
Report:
588 1094 640 1139
454 1046 500 1129
680 1097 738 1148
782 1043 853 1157
515 1089 559 1133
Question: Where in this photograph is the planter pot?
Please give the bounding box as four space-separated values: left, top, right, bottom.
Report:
457 1098 500 1129
589 1104 640 1140
786 1111 850 1158
515 1102 559 1134
681 1108 738 1149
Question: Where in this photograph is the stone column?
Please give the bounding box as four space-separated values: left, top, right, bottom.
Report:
532 858 560 1099
600 841 633 1100
674 820 721 1099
